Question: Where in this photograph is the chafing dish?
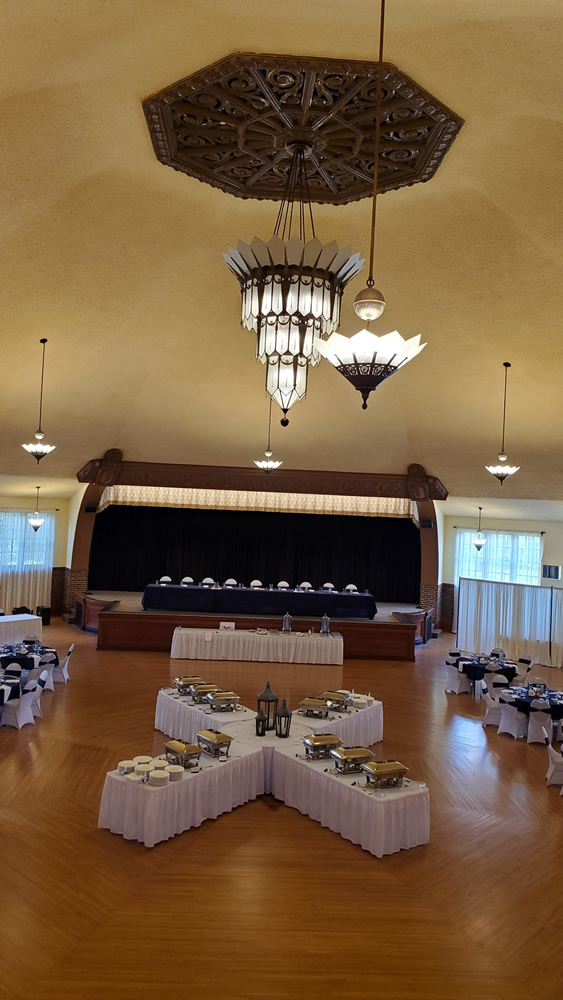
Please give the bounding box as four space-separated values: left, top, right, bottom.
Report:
190 683 221 703
360 759 409 789
206 690 241 712
319 691 349 712
173 676 206 695
299 697 330 718
328 746 374 773
163 740 201 768
301 733 343 760
196 729 235 757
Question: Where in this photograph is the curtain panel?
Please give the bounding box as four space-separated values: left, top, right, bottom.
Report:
0 510 55 613
457 577 558 667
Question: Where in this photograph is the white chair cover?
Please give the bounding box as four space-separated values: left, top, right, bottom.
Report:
489 674 509 700
300 582 312 590
159 576 172 583
53 644 73 684
277 581 289 589
544 729 563 786
181 576 194 585
445 663 471 695
482 692 501 727
498 695 528 739
250 580 262 588
0 688 36 728
224 578 237 587
527 700 552 743
345 583 358 592
323 582 335 590
28 670 48 718
39 652 57 691
202 577 214 585
490 648 505 658
3 663 22 677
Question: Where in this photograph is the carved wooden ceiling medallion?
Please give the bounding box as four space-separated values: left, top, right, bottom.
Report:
143 51 464 205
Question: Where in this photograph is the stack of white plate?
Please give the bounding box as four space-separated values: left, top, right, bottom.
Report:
135 762 156 777
126 773 143 783
148 769 170 786
118 760 136 775
165 764 184 781
151 757 168 769
133 755 153 765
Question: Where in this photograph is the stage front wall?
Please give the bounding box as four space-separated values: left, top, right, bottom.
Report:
88 505 421 603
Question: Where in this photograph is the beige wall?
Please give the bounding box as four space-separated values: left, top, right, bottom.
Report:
434 502 445 586
66 484 88 567
442 516 563 586
0 495 70 566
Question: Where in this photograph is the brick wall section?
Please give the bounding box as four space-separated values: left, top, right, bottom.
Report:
50 567 65 615
419 583 438 612
438 582 455 632
64 568 88 615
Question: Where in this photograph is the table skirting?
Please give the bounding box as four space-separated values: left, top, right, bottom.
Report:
98 736 427 856
170 627 344 665
0 615 43 644
270 745 429 858
0 677 21 706
98 743 266 848
155 691 383 748
143 583 377 619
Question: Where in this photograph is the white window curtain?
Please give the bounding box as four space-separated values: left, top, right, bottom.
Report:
457 577 552 664
0 510 55 613
454 529 542 587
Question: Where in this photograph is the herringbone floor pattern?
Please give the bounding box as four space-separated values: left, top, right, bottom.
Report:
1 622 562 1000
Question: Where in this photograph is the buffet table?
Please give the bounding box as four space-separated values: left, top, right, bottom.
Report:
0 614 43 644
98 735 428 856
154 691 383 747
143 583 377 619
170 627 344 665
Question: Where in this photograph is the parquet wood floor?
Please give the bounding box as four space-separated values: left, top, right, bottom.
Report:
1 621 562 1000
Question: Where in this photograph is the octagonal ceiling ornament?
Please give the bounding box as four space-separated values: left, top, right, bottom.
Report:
143 51 464 205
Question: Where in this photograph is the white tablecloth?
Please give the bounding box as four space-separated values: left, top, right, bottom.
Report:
155 690 257 744
0 615 43 644
295 701 383 745
170 627 343 665
270 744 430 858
98 743 265 848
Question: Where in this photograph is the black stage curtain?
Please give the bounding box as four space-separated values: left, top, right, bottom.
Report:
88 505 421 602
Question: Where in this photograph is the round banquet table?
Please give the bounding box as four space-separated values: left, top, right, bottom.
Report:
457 657 517 684
499 689 563 720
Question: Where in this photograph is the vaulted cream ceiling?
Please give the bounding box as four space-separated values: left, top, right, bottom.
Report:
2 0 563 501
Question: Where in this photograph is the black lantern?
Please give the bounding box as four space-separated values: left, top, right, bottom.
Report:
274 699 292 739
255 710 267 737
257 681 279 731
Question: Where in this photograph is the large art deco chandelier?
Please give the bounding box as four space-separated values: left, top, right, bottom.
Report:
224 145 363 424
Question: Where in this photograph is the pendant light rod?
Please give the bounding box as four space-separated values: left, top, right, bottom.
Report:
500 361 510 455
366 0 386 288
477 506 482 532
37 337 48 433
266 397 273 454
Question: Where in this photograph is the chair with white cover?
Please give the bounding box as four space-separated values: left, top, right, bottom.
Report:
250 580 263 589
224 578 237 587
511 656 533 685
497 693 528 739
159 576 172 583
489 674 509 700
490 647 505 658
277 581 289 589
181 576 193 585
3 663 22 678
345 583 358 592
300 581 312 590
53 644 73 684
26 670 48 718
482 691 501 728
527 700 553 743
202 577 214 586
23 633 41 642
322 582 335 590
449 649 462 658
39 652 57 691
0 686 36 728
543 729 563 786
445 663 471 695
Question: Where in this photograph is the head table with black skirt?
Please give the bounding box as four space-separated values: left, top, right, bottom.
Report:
142 583 377 619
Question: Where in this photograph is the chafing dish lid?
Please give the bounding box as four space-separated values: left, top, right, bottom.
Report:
192 684 221 694
209 691 240 700
300 697 330 709
329 747 374 761
196 729 234 744
175 676 206 685
301 733 342 747
361 759 408 776
164 740 200 755
319 691 347 701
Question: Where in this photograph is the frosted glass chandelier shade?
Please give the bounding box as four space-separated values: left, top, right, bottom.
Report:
314 329 426 408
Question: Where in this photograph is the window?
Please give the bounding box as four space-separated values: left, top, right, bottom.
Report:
454 528 542 587
0 510 55 610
